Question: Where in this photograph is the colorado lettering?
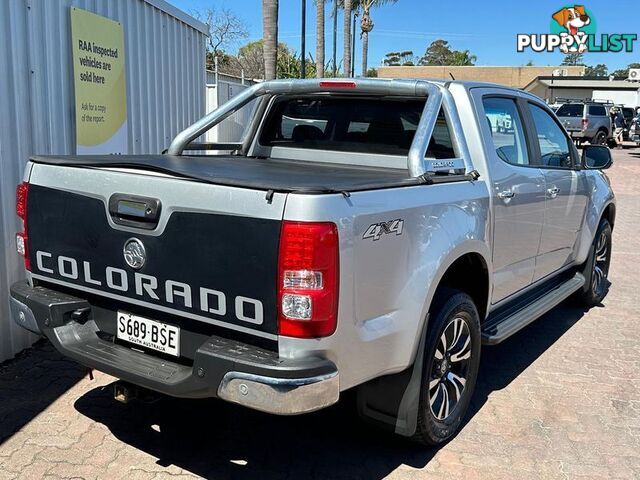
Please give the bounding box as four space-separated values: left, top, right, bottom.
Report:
34 250 263 325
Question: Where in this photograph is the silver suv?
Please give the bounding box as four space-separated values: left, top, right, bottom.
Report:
555 100 613 145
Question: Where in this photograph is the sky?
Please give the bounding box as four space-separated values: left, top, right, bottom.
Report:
170 0 640 73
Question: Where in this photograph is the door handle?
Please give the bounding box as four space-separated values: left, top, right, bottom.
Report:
497 190 515 200
547 186 560 198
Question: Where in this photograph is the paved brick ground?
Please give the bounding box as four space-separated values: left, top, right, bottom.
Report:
1 147 639 480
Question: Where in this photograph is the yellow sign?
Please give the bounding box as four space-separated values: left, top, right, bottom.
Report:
71 8 127 154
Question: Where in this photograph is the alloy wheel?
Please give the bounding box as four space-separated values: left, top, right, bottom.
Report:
428 316 472 421
592 230 610 297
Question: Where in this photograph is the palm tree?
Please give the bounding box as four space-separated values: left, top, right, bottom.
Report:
342 0 352 77
263 0 279 80
354 0 397 76
316 0 325 77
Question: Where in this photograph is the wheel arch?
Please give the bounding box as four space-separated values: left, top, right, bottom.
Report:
435 253 490 321
575 169 616 265
411 244 491 366
602 202 616 229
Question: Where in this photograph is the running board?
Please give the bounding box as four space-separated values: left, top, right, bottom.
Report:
481 272 585 345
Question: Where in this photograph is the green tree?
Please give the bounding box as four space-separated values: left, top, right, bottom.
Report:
560 52 584 66
262 0 279 80
449 50 476 66
366 67 378 77
418 40 476 66
383 50 414 66
584 64 608 77
278 47 318 79
232 40 318 79
611 62 640 79
236 40 267 78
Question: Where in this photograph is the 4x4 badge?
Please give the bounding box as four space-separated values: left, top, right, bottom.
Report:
363 219 404 241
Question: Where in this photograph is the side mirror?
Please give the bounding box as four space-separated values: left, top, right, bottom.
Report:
582 145 613 169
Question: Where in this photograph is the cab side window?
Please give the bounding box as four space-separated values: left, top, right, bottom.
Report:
588 105 607 116
482 97 530 166
528 103 573 169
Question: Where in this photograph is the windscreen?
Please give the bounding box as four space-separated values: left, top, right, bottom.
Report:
259 96 455 158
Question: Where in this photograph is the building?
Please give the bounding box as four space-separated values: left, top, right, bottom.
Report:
377 66 586 89
524 76 640 107
0 0 208 362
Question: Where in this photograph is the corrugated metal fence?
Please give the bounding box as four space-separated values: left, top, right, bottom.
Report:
0 0 207 362
205 71 257 143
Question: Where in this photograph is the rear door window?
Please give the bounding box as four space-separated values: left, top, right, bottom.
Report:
555 104 584 118
482 97 530 166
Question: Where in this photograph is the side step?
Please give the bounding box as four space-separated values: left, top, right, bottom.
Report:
482 272 585 345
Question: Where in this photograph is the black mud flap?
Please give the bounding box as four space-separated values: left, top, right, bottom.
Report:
357 315 428 437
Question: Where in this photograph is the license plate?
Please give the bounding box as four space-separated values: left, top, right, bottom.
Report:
116 311 180 357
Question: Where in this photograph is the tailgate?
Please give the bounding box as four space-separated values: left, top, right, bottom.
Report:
26 162 286 342
558 116 582 132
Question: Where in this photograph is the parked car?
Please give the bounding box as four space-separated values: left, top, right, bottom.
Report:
555 100 613 145
619 106 635 141
631 117 640 146
10 79 615 446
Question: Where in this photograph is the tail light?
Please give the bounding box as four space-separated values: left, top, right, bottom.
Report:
278 221 339 338
582 118 589 131
16 182 31 271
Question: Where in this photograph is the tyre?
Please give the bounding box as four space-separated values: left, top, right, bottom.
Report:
592 129 607 145
412 290 481 445
577 218 612 306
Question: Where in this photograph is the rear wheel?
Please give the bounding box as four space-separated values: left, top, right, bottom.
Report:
412 290 481 445
577 218 612 306
592 129 607 145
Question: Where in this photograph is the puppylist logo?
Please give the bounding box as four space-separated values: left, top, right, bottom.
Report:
517 5 637 54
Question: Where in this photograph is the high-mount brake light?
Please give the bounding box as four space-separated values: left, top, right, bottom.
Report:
278 221 339 338
319 81 357 89
15 182 31 270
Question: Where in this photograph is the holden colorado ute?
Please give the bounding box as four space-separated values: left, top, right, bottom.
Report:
10 79 615 445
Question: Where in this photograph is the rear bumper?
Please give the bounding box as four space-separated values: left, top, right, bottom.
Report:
10 280 339 415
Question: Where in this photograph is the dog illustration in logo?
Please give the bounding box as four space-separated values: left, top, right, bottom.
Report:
552 5 591 53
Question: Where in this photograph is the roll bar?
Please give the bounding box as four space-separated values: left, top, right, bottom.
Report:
167 78 472 178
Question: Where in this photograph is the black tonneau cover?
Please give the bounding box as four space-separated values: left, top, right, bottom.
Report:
30 154 420 194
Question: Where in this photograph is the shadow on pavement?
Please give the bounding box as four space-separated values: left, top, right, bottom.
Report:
0 339 86 444
465 301 589 426
74 300 591 479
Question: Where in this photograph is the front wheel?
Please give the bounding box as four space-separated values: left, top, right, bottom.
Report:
577 218 612 306
412 290 481 445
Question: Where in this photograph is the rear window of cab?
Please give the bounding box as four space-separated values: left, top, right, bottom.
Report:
555 104 583 117
259 96 456 159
